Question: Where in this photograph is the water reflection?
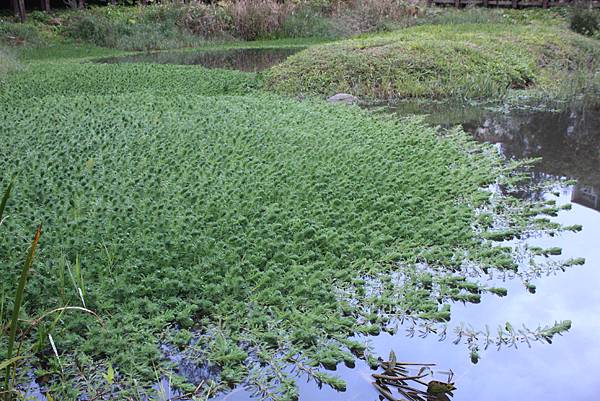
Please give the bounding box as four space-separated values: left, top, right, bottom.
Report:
387 99 600 212
94 47 302 72
572 184 600 210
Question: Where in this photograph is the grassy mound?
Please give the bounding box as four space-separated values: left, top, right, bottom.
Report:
1 52 573 399
267 23 600 100
0 46 19 76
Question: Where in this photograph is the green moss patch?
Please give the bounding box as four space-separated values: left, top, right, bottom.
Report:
267 23 600 100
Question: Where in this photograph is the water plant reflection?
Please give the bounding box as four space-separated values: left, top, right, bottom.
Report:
372 351 454 401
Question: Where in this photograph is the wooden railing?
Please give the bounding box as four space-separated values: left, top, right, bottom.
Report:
429 0 600 8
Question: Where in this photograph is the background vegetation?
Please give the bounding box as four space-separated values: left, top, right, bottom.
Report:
0 0 428 50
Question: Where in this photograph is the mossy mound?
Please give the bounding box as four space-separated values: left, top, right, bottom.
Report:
267 23 600 100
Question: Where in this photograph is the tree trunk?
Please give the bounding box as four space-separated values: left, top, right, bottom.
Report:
111 0 116 5
42 0 50 11
17 0 26 23
79 0 86 9
11 0 18 17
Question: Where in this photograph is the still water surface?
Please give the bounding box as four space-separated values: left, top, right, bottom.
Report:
95 47 302 72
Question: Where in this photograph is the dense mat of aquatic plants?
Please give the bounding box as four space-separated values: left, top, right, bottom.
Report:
0 61 261 101
268 23 600 100
0 60 575 399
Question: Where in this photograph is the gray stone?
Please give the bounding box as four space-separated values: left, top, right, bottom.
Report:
327 93 358 105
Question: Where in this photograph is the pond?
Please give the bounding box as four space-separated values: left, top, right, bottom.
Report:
94 47 303 72
211 99 600 401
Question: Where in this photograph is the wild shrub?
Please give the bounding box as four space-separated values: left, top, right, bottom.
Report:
64 14 117 47
276 4 340 38
420 6 507 26
222 0 294 40
331 0 423 34
176 3 231 39
64 10 201 51
0 21 42 45
570 6 599 36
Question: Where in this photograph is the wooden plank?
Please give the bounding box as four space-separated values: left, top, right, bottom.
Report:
430 0 598 7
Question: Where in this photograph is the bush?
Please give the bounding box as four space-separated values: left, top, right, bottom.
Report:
29 10 53 24
275 5 339 38
64 10 201 51
64 14 117 47
222 0 294 40
176 3 231 39
329 0 424 35
0 21 43 45
570 7 599 36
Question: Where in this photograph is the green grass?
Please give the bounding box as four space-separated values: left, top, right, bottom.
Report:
0 41 577 399
0 46 19 76
267 23 600 100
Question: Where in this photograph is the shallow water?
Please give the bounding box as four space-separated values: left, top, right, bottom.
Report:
213 99 600 401
94 47 302 72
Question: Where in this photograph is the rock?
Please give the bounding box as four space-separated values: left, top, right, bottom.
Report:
48 17 63 26
327 93 358 105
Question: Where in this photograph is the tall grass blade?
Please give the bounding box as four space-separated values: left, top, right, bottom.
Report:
4 224 42 392
0 357 23 372
0 181 13 224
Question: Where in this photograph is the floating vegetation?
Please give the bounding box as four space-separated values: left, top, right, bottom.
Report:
372 351 455 401
0 53 581 399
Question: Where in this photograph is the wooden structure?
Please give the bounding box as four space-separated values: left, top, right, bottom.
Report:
430 0 600 7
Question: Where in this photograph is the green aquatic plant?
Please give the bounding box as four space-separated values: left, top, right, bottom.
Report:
0 52 581 399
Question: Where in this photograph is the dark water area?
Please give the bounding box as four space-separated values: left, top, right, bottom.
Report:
94 47 302 72
213 100 600 401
